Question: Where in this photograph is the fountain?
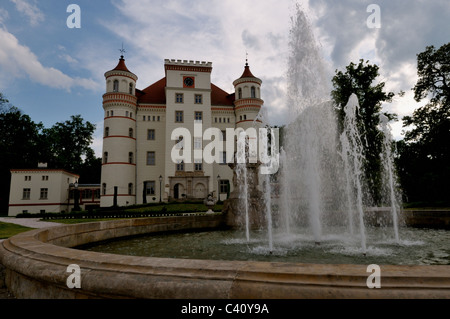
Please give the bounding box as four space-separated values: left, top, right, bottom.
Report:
0 5 449 300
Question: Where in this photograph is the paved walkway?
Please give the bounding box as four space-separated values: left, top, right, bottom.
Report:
0 217 61 244
0 217 61 229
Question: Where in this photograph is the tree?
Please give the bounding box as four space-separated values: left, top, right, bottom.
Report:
399 43 450 204
0 99 44 213
331 59 396 205
41 115 97 173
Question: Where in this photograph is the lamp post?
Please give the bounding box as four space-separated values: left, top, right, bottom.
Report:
217 174 220 203
73 181 80 212
159 175 163 203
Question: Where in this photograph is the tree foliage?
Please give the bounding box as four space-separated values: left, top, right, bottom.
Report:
331 59 396 205
40 115 96 173
398 43 450 204
0 95 100 213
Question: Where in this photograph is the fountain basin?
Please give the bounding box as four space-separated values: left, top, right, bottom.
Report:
0 215 449 299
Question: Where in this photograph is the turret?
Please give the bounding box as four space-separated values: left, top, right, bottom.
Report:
100 55 138 207
233 60 264 131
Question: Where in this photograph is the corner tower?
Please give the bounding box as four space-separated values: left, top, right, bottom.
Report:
101 55 138 207
233 60 264 131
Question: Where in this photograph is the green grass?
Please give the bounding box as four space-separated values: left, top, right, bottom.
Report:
0 222 34 239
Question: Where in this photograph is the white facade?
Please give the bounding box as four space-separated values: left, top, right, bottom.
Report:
100 57 264 207
8 169 79 216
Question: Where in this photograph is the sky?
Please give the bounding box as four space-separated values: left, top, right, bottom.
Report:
0 0 449 157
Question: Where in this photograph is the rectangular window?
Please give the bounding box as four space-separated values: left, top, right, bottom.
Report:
176 161 184 172
82 189 92 200
24 176 31 181
195 94 203 104
221 130 226 141
153 116 156 121
194 137 202 150
147 152 156 166
40 188 48 200
194 162 203 171
146 181 156 195
220 151 227 165
175 111 184 123
220 180 229 194
42 175 49 181
195 111 203 121
175 93 184 103
143 115 146 121
157 116 161 121
147 129 155 140
23 188 31 200
129 152 134 164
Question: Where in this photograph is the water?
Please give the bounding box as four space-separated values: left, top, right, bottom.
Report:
379 114 401 243
236 132 250 242
272 6 400 253
82 227 450 265
340 94 368 253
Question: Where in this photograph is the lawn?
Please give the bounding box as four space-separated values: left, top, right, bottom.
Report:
0 222 34 239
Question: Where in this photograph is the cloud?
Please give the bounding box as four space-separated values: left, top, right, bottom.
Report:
242 30 261 50
0 27 100 91
98 0 296 126
10 0 44 26
0 8 9 25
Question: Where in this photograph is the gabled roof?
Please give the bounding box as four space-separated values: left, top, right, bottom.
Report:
136 78 234 106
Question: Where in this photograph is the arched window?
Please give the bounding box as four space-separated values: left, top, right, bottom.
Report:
129 83 134 94
238 88 242 99
129 128 133 138
103 152 108 164
104 127 109 137
251 86 256 98
113 80 119 92
102 183 107 196
128 152 134 164
128 183 133 195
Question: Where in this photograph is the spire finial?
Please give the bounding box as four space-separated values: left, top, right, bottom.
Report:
119 43 126 59
245 51 249 66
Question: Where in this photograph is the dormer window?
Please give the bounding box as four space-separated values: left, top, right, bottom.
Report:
113 80 119 92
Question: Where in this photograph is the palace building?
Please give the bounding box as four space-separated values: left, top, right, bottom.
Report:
100 56 264 207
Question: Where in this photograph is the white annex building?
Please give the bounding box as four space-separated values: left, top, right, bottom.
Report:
100 56 264 207
8 165 101 216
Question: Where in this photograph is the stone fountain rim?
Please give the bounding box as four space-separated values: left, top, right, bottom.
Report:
0 216 449 299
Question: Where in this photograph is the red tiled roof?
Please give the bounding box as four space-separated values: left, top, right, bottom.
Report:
137 77 166 104
239 64 256 79
137 78 234 106
112 56 131 73
211 83 235 106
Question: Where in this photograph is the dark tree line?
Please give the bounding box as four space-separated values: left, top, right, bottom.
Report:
0 95 101 213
